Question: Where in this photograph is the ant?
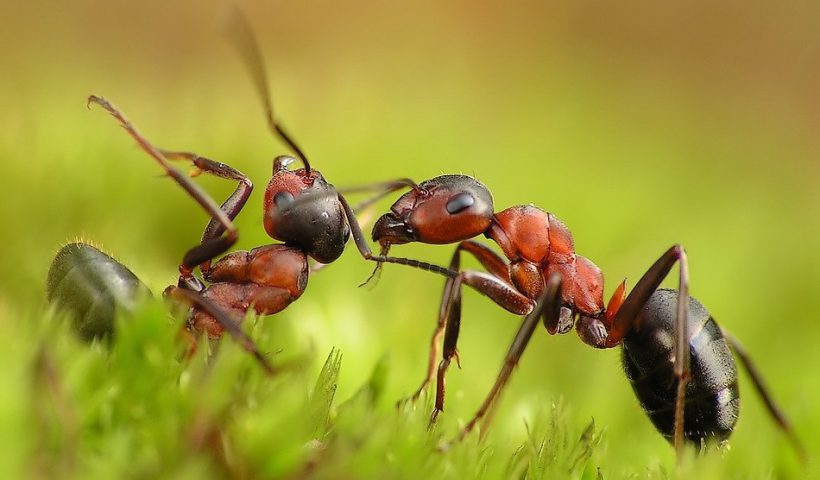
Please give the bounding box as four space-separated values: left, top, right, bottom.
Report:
370 174 806 460
73 7 440 372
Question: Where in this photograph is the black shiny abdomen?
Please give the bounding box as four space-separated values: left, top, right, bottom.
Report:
622 289 739 445
47 242 148 341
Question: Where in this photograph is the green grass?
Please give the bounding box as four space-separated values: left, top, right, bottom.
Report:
15 301 610 479
3 296 811 479
6 302 589 479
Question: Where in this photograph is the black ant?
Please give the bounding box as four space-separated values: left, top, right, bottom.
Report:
371 174 805 460
50 7 443 372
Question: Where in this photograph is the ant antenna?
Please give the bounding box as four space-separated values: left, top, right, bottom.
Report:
221 4 312 173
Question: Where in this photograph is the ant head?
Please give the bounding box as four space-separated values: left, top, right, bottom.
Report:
372 175 494 247
263 155 350 263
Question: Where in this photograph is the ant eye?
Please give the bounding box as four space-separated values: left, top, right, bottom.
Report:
446 192 475 214
274 191 295 208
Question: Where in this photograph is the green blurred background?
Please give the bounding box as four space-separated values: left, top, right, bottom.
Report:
1 0 818 475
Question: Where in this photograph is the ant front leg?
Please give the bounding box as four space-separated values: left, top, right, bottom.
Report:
429 262 534 426
88 96 240 289
400 241 513 406
439 273 564 449
159 151 253 275
89 96 276 373
603 245 690 456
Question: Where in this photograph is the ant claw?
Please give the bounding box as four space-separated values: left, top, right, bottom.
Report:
428 408 442 430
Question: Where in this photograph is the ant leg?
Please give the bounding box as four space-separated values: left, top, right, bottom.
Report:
401 241 512 405
722 330 807 463
403 250 462 408
456 241 513 282
439 273 563 449
160 151 253 274
605 245 690 457
430 268 534 425
428 275 463 427
88 96 239 287
88 97 269 369
167 286 275 376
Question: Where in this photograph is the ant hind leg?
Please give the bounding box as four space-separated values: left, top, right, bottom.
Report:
722 330 807 464
605 245 690 459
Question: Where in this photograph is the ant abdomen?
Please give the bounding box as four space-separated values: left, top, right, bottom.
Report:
47 242 148 341
622 288 739 445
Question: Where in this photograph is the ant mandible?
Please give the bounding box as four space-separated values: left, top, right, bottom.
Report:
370 174 805 460
81 7 439 371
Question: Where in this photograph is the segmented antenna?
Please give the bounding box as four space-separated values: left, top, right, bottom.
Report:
370 255 458 279
221 4 311 173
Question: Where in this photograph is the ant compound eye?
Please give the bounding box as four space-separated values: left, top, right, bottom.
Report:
274 191 295 208
446 192 475 214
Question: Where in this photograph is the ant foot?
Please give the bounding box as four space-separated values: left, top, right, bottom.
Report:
428 408 442 430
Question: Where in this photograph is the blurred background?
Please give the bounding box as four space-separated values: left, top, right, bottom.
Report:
1 0 818 474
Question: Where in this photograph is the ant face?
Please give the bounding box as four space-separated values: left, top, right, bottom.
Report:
263 156 350 263
372 174 494 248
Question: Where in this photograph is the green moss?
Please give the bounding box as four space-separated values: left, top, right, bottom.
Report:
4 298 811 479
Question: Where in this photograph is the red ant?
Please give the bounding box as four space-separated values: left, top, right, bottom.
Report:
76 7 439 372
371 174 805 459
